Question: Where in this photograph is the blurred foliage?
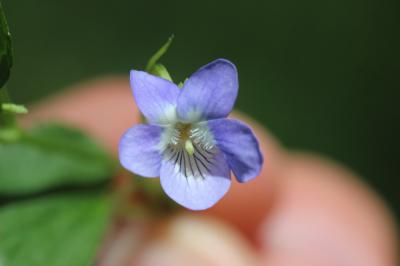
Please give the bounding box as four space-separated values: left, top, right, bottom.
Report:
0 1 12 89
0 124 114 195
0 123 115 265
0 192 111 266
1 0 399 216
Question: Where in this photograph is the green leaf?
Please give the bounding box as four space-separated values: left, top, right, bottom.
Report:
0 192 112 266
0 124 115 195
146 35 174 81
0 2 13 89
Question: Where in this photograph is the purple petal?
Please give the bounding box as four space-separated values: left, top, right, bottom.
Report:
207 119 263 183
119 124 163 177
177 59 238 122
130 70 180 124
160 149 231 210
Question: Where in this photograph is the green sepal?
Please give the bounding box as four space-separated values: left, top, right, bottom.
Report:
178 78 188 88
146 35 174 81
149 63 173 81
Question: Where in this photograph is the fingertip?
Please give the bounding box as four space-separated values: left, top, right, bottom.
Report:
260 153 398 266
21 76 141 154
136 215 258 266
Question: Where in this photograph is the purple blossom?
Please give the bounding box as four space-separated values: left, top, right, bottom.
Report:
119 59 263 210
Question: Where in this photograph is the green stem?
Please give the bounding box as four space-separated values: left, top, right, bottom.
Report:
0 86 16 128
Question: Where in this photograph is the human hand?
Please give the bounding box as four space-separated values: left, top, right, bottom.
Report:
22 76 398 266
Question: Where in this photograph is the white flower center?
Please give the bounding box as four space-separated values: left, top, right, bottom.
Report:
159 121 217 179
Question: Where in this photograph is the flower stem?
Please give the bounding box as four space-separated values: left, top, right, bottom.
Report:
113 171 178 220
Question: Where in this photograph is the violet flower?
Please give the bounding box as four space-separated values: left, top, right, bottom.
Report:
119 59 263 210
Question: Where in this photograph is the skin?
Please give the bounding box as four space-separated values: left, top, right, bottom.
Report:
21 76 398 266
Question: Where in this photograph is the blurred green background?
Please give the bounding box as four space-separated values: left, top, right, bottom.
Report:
2 0 399 218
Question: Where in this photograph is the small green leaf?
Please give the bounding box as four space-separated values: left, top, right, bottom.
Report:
0 192 112 266
0 2 13 89
0 124 115 195
1 103 28 114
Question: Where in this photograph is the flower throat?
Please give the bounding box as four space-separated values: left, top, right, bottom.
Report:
163 122 217 179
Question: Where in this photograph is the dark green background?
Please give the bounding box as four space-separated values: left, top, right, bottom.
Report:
2 0 399 218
